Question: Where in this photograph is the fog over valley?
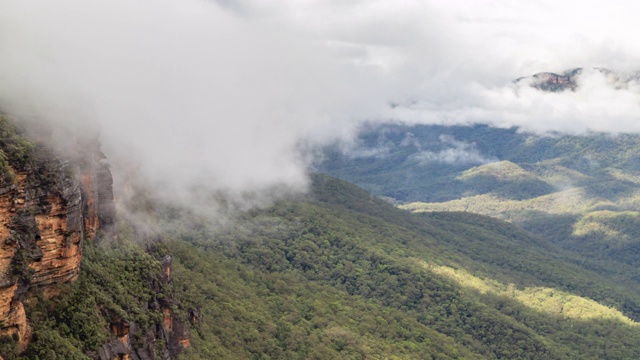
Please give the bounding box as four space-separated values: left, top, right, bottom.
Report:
6 2 640 359
2 0 640 203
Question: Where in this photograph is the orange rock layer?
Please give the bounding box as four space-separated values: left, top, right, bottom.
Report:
0 156 113 348
0 170 27 341
30 194 82 287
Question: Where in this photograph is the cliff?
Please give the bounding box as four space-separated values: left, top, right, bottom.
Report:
0 114 116 350
0 114 188 359
78 139 116 242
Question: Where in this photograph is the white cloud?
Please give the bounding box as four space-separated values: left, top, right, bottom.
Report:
411 135 497 165
0 0 388 203
1 0 640 206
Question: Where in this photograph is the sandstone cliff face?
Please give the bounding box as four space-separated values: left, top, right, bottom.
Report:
0 116 188 359
79 140 116 241
0 117 116 348
0 113 190 360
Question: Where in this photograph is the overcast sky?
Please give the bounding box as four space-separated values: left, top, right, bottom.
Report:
1 0 640 202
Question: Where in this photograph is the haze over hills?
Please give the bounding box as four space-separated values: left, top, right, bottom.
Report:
4 112 640 358
163 174 640 359
4 0 640 359
317 121 640 291
87 174 640 359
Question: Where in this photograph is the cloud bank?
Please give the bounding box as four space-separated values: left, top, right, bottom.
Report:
0 0 387 202
1 0 640 203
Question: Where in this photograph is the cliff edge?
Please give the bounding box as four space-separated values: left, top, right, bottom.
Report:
0 114 116 351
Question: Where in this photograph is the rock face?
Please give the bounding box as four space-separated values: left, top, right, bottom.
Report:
0 115 189 358
79 140 116 241
0 116 116 347
515 68 582 92
98 256 190 360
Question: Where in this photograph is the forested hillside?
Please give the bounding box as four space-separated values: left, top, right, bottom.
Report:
138 175 640 359
319 124 640 282
6 113 640 358
4 146 640 358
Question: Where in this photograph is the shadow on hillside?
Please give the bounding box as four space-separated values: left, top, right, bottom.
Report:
516 211 578 245
577 175 639 203
517 207 640 268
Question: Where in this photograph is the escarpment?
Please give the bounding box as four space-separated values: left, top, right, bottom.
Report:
0 114 189 359
0 115 115 349
79 139 116 241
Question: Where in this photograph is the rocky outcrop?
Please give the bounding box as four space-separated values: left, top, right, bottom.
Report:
0 115 116 348
99 317 188 360
98 256 190 360
515 68 582 92
79 140 116 241
0 115 188 359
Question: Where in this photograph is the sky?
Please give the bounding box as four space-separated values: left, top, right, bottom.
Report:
1 0 640 205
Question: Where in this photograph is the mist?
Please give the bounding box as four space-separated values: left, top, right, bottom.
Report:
410 135 498 166
2 0 640 207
